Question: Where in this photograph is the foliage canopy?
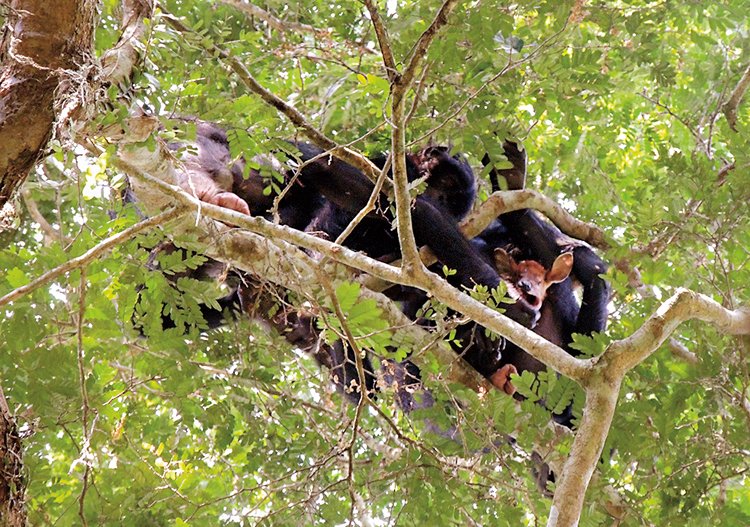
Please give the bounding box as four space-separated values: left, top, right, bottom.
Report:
1 1 749 525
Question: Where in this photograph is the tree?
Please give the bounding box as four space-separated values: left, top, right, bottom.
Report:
1 1 749 526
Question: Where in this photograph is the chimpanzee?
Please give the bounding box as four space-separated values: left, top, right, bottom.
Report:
169 121 326 230
387 140 609 412
155 122 610 411
146 122 541 402
139 122 332 367
465 142 611 414
287 142 505 291
491 143 609 353
292 143 540 399
174 124 509 293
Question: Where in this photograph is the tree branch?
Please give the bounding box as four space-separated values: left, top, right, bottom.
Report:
99 0 153 88
217 0 321 35
363 0 398 81
397 0 459 102
0 0 97 208
471 190 609 249
0 208 183 308
390 75 423 269
160 12 383 185
723 63 750 132
387 0 460 272
548 375 621 527
361 188 607 294
607 288 750 373
548 289 750 526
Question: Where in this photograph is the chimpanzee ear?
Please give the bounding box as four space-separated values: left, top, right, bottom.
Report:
494 248 517 276
546 252 574 284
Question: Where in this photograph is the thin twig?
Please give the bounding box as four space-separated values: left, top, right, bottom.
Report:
397 0 459 104
410 18 570 145
363 0 398 81
0 207 183 307
217 0 320 35
75 269 91 527
160 12 383 185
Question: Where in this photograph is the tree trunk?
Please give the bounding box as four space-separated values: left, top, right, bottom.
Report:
0 388 25 527
0 0 97 208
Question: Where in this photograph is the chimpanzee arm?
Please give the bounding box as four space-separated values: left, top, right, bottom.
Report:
571 245 610 336
293 143 506 292
411 198 501 289
484 141 528 192
485 142 610 339
292 142 380 213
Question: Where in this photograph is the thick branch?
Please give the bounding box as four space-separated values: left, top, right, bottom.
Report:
548 375 621 527
469 190 609 249
723 63 750 132
607 288 750 373
548 290 750 525
388 0 460 273
390 80 423 269
123 158 405 285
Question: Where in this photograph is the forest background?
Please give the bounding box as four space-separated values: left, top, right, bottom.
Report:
0 1 749 526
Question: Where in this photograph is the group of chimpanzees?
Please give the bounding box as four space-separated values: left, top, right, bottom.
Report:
144 120 610 420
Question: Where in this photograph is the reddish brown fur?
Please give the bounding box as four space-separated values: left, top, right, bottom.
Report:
489 249 574 392
494 248 573 315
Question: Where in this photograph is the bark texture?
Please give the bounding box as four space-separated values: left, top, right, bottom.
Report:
0 389 25 527
0 0 97 208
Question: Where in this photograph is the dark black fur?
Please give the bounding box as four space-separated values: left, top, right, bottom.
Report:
152 125 609 413
151 123 542 402
473 142 610 422
394 142 610 418
291 143 502 289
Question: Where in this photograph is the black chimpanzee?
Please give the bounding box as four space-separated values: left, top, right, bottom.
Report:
462 142 610 417
144 122 541 401
153 121 611 411
380 140 609 416
291 143 542 399
178 124 510 293
286 142 504 290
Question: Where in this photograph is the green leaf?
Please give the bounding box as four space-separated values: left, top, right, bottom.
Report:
6 267 29 288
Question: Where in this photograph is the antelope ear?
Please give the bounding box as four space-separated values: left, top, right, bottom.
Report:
494 248 517 275
546 252 574 284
